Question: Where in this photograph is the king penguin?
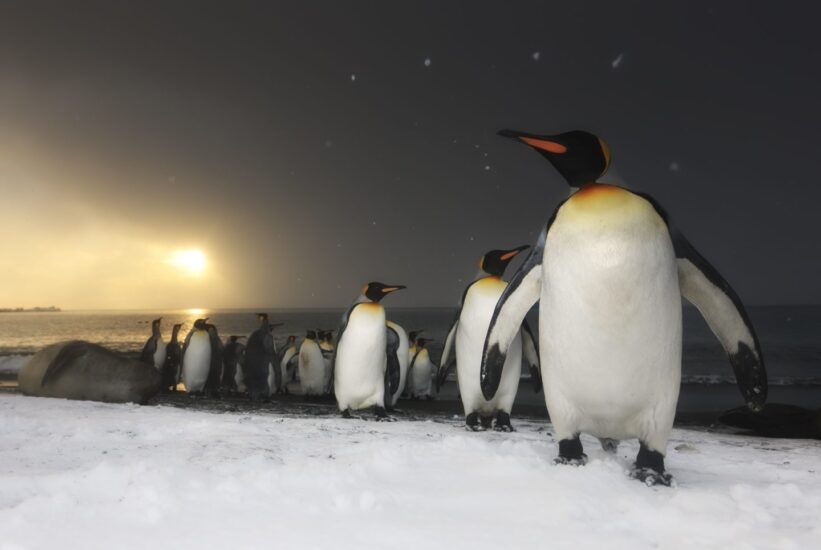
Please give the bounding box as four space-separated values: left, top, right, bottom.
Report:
222 335 245 392
244 313 276 401
332 282 406 419
181 318 211 394
298 330 326 396
482 129 768 485
318 331 335 393
279 335 299 384
162 323 183 392
408 337 437 400
437 246 541 431
385 321 409 409
140 317 167 370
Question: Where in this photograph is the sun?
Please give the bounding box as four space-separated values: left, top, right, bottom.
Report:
168 249 207 276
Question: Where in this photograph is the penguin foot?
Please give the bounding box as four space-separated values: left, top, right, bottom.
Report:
480 416 494 430
599 438 620 454
554 436 587 465
494 412 515 432
374 407 396 422
465 413 485 431
629 467 675 487
632 442 673 486
553 455 588 466
340 409 353 419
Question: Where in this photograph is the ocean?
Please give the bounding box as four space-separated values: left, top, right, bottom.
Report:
1 306 819 414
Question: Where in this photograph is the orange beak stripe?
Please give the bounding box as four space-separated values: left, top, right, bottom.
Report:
520 136 567 154
383 287 401 292
500 250 522 261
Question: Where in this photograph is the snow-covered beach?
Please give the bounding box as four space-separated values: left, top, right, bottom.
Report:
1 393 819 550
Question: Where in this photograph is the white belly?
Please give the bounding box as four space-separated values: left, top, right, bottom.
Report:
334 304 387 410
182 332 211 392
299 340 327 395
456 277 522 415
153 339 167 370
409 350 434 397
540 187 682 447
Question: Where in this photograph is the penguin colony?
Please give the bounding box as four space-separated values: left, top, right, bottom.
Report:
137 129 767 487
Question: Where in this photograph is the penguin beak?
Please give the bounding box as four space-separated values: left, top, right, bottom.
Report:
498 129 567 154
500 245 530 261
382 285 406 294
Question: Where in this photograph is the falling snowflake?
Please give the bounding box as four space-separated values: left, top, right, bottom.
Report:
350 74 356 81
325 140 333 148
484 165 491 171
611 53 624 69
424 58 431 67
532 51 541 61
669 162 680 172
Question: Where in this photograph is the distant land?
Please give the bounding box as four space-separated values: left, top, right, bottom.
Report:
0 306 61 313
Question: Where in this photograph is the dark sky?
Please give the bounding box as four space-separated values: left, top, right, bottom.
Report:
1 1 819 308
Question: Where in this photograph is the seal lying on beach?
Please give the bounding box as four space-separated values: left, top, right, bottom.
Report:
18 341 161 404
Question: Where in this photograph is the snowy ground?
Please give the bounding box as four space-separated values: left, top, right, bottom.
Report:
1 394 820 550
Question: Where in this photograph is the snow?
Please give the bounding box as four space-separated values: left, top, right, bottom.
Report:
612 53 624 69
532 51 540 61
1 393 820 549
424 58 431 67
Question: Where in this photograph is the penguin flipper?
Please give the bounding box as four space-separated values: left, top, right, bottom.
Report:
521 320 542 393
385 326 401 397
481 225 547 400
436 320 458 391
140 337 156 365
636 191 767 411
674 232 767 411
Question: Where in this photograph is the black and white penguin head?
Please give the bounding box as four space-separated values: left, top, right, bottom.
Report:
256 312 268 325
362 282 406 302
305 330 317 340
286 335 296 345
480 245 530 277
151 317 162 331
498 129 611 187
408 330 424 344
205 323 219 336
193 318 209 330
171 323 182 335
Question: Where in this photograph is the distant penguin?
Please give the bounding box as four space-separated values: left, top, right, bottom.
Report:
407 330 423 366
140 317 167 370
222 335 245 392
279 335 299 384
385 321 409 408
332 282 406 419
408 338 436 399
318 331 335 393
482 129 767 486
181 318 212 394
162 323 183 392
298 330 327 396
436 246 541 431
244 313 276 400
203 323 224 396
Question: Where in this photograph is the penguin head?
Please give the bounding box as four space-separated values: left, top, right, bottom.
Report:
286 335 296 344
193 318 209 330
151 317 162 331
498 129 611 187
256 312 269 325
363 282 406 302
480 245 530 277
416 337 433 348
206 323 218 336
305 330 317 340
408 330 424 343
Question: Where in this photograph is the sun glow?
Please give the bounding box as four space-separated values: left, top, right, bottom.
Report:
168 249 207 276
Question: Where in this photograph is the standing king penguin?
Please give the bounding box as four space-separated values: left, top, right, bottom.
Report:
437 247 541 431
298 330 326 396
162 323 183 392
482 129 767 485
332 282 406 419
408 337 438 400
140 317 167 370
245 313 276 400
385 321 409 409
222 335 246 392
181 318 211 394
